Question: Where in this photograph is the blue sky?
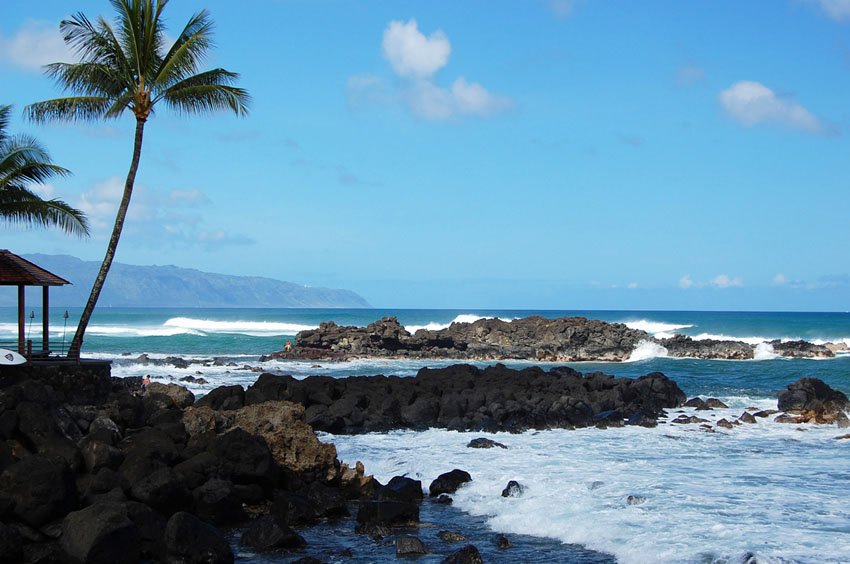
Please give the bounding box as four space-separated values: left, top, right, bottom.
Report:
2 0 849 310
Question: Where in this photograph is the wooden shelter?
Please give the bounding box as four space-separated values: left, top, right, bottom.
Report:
0 250 70 357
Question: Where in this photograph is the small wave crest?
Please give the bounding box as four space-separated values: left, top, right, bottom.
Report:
622 319 694 335
753 342 779 361
627 340 669 362
405 314 515 334
163 317 316 337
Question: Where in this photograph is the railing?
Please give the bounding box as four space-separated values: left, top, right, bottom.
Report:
0 339 71 360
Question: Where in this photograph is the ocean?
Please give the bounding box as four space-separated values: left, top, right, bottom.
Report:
2 307 849 563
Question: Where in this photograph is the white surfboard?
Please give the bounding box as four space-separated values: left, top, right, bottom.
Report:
0 348 26 366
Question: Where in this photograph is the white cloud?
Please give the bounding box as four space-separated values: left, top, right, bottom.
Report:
549 0 575 18
772 273 788 286
719 81 823 133
679 275 694 289
627 282 639 289
809 0 850 21
382 19 451 79
351 20 512 121
711 274 743 288
0 20 74 70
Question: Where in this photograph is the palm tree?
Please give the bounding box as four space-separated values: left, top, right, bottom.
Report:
0 104 89 236
26 0 250 359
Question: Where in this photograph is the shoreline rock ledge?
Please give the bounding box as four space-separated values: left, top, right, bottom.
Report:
261 316 836 362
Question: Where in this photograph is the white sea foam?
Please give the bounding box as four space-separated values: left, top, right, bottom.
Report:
753 342 779 360
621 319 694 335
405 314 515 334
332 404 850 564
690 332 770 346
626 340 669 362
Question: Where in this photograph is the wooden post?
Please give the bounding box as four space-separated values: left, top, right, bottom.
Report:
43 286 50 353
17 285 25 355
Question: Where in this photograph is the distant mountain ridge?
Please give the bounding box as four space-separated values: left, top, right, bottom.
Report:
1 254 371 308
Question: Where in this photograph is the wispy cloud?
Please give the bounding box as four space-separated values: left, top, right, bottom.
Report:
676 64 706 87
719 81 825 134
349 19 512 121
679 274 743 289
806 0 850 21
0 20 74 70
76 177 252 247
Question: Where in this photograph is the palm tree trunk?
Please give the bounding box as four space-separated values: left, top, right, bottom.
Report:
68 117 146 359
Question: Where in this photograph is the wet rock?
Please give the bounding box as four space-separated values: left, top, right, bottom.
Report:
438 530 466 542
739 412 757 424
396 535 428 556
494 533 511 549
837 412 850 429
59 502 140 564
626 495 646 506
240 515 305 552
716 419 734 429
774 414 804 424
429 469 472 497
684 397 709 409
164 511 233 564
466 437 507 449
770 340 834 359
753 410 778 418
501 480 525 498
434 494 453 505
626 411 657 427
355 500 420 534
705 398 729 409
442 544 484 564
672 415 709 424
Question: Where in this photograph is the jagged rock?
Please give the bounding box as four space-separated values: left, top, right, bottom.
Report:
684 397 709 409
209 428 275 485
144 382 195 409
164 511 233 564
658 335 754 360
59 502 140 564
130 467 190 515
777 378 849 421
192 479 245 525
501 480 525 498
716 419 734 429
396 535 428 556
775 414 804 424
753 410 778 418
240 515 305 552
376 476 423 503
194 385 245 411
429 469 472 497
770 340 834 359
705 398 729 409
739 412 757 424
672 415 709 424
80 437 124 473
442 544 484 564
467 437 507 449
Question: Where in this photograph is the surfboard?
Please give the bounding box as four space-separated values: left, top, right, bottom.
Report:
0 348 26 366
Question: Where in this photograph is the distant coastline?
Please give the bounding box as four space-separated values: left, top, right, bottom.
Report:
0 254 370 309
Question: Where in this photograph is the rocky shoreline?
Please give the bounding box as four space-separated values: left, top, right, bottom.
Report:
260 316 840 363
1 362 847 563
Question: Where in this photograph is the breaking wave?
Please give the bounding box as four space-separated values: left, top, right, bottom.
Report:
626 340 669 362
621 319 694 336
405 314 516 334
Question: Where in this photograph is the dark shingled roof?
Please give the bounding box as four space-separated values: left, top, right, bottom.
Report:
0 250 70 286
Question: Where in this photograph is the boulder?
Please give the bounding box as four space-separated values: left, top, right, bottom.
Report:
777 378 849 420
0 522 22 563
192 478 245 525
164 511 233 564
130 467 190 515
59 502 140 564
240 515 305 552
145 382 195 409
0 454 77 527
80 437 124 473
355 500 419 534
396 536 428 556
442 544 484 564
438 530 466 542
494 534 511 548
125 501 166 560
209 428 275 485
195 385 245 411
429 469 472 497
376 476 423 503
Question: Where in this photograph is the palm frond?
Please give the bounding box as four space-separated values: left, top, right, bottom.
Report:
0 186 89 237
161 82 250 116
154 10 213 89
0 105 10 146
0 137 71 186
25 97 113 124
44 62 125 98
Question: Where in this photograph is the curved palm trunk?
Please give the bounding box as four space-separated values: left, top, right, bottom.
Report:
68 117 146 359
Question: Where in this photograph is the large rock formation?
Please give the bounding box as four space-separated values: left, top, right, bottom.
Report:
261 316 835 362
242 363 687 434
